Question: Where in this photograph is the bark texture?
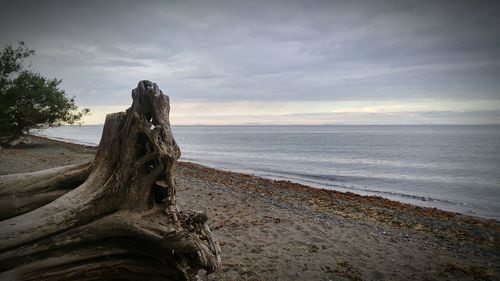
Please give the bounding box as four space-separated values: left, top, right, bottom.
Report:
0 81 221 280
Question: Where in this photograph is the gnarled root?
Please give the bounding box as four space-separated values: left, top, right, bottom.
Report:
0 81 221 280
0 162 91 220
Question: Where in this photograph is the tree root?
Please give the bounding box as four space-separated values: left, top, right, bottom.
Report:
0 162 91 220
0 81 221 280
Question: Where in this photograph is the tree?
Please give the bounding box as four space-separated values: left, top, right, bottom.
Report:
0 42 88 144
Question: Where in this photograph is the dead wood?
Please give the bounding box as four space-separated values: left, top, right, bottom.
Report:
0 81 221 280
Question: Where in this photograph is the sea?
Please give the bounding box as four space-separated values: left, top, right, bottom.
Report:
35 125 500 220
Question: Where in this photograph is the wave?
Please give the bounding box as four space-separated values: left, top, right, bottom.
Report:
238 167 468 207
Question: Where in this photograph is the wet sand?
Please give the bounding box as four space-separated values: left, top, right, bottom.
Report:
1 135 499 280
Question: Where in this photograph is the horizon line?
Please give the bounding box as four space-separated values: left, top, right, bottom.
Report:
70 123 500 126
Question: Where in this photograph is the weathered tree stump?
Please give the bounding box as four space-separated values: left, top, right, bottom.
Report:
0 81 221 280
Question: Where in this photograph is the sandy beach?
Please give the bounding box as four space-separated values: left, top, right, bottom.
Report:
1 135 499 281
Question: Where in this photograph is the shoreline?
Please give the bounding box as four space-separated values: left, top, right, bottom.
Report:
6 134 499 225
29 133 499 221
1 135 499 280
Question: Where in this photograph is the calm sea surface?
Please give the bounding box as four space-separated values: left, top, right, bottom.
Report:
36 125 500 220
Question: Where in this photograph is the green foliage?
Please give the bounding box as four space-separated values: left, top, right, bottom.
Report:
0 42 88 143
0 41 34 93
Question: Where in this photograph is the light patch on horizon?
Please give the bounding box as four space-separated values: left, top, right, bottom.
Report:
169 111 500 125
80 99 500 125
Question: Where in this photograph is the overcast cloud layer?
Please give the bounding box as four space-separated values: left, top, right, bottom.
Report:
1 0 500 124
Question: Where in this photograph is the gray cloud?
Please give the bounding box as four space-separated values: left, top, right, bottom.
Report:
1 0 499 115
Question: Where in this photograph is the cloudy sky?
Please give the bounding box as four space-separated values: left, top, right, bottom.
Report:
1 0 499 125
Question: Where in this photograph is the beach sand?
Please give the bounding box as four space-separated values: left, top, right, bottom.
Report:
1 136 499 281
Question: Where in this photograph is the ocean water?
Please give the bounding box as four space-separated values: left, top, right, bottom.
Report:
35 125 500 220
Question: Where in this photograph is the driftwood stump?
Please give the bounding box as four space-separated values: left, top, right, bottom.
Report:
0 81 221 280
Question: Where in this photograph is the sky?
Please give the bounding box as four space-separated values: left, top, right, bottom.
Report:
1 0 500 125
